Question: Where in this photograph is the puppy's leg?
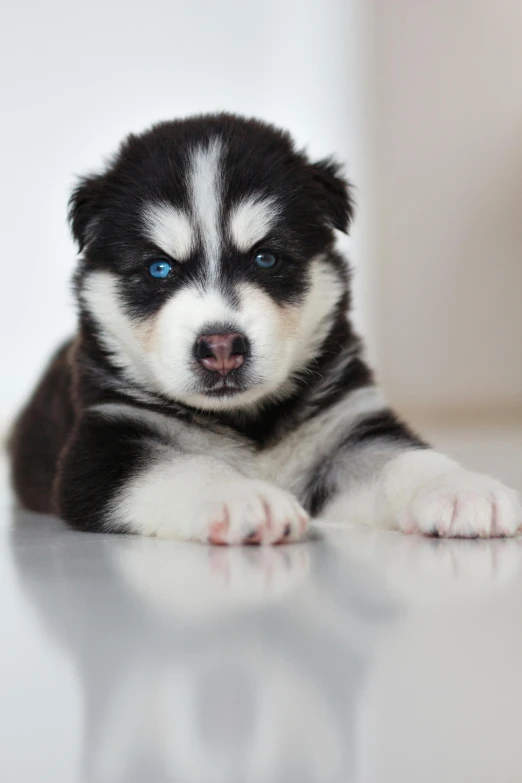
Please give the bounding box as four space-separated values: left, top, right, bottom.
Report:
115 456 309 544
54 415 308 544
315 403 522 538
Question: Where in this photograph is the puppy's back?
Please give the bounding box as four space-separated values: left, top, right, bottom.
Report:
9 340 76 514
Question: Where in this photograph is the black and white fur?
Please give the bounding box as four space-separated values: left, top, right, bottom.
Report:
10 113 522 543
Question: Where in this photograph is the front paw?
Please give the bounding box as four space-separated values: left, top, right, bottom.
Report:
399 470 522 538
194 479 309 546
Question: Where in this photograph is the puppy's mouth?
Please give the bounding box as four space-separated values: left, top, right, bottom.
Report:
201 380 245 397
189 369 269 408
203 387 243 397
194 357 254 398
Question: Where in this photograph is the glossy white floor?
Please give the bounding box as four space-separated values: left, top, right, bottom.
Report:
1 426 521 783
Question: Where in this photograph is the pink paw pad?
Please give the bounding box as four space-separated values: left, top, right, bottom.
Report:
208 508 230 545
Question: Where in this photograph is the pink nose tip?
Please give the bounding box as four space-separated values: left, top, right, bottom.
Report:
195 332 249 377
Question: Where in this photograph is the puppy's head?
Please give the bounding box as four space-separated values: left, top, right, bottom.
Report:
72 114 354 410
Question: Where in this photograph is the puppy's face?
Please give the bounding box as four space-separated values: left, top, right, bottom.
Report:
73 115 353 410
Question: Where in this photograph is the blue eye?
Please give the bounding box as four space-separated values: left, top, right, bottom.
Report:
254 251 278 269
148 259 172 279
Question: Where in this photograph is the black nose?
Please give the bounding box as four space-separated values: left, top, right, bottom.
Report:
195 332 249 377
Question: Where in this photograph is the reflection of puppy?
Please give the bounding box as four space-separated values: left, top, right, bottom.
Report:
10 114 521 542
10 510 390 783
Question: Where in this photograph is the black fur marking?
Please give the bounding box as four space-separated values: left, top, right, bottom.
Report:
309 157 355 233
307 356 374 417
307 477 333 518
343 411 426 448
53 413 171 533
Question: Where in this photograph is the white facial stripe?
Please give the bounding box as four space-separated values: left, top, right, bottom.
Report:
152 284 245 403
236 284 295 383
188 138 223 282
80 271 153 386
142 202 194 261
229 195 280 251
289 255 345 373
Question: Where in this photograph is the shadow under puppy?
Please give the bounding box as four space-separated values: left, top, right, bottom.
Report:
10 113 522 543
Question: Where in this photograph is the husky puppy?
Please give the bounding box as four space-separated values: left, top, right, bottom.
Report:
10 114 521 543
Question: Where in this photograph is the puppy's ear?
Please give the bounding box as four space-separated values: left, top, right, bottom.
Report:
68 174 105 252
310 157 355 234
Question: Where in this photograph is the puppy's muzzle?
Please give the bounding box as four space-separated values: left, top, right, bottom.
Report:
195 332 249 377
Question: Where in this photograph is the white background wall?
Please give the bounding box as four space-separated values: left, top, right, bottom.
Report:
0 0 368 429
2 0 521 433
369 0 522 418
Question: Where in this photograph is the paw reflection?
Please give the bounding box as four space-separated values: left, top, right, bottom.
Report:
329 525 522 599
114 538 311 616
